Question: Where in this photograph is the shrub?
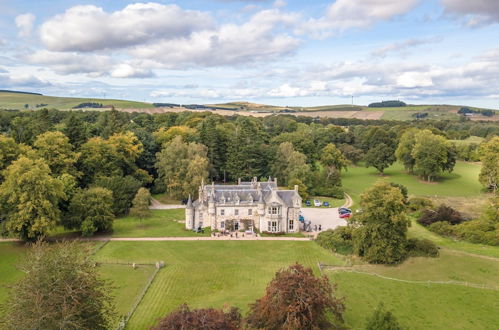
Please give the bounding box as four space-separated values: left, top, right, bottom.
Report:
417 204 463 226
408 197 434 211
313 185 344 199
316 226 354 255
406 238 439 257
453 220 499 246
428 221 455 237
365 303 402 330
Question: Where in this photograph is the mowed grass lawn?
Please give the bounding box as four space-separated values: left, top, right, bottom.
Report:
0 243 25 313
111 209 211 237
94 241 345 329
342 161 483 206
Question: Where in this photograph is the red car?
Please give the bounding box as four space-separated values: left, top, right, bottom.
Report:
339 213 351 219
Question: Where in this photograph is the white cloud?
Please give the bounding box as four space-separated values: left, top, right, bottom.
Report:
0 72 50 88
396 71 433 88
27 50 112 75
301 0 419 37
130 9 300 67
110 63 154 78
40 3 213 52
15 13 35 37
371 36 442 58
442 0 499 26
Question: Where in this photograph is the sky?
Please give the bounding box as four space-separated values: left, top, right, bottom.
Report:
1 0 499 108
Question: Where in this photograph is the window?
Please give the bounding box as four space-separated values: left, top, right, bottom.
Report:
268 206 279 215
220 209 225 216
268 221 278 232
248 209 252 216
235 209 239 216
221 221 225 229
289 219 294 231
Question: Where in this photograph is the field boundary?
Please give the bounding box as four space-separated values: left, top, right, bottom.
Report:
321 265 499 291
115 264 161 330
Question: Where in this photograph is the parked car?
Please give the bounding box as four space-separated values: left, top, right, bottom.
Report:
339 207 351 213
339 209 351 215
305 200 311 206
323 201 330 207
314 199 322 207
339 213 351 219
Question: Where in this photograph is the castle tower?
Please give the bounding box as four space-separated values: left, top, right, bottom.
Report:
185 194 194 230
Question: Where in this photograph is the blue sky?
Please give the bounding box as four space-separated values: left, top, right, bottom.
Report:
1 0 499 108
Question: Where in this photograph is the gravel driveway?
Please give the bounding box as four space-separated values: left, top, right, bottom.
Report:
301 207 347 231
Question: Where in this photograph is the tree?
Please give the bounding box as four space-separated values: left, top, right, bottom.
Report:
94 175 141 216
288 178 308 199
78 137 122 185
247 263 345 330
271 142 310 186
153 125 198 145
1 240 116 329
155 136 209 199
365 303 402 330
130 187 152 221
107 131 144 176
353 182 409 264
412 130 454 181
198 116 228 180
320 143 348 176
479 136 499 192
63 111 88 147
153 304 241 330
365 143 396 174
0 134 21 179
395 128 419 172
0 157 65 240
66 187 115 236
33 131 79 177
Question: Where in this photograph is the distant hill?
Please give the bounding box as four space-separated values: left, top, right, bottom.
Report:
0 90 497 121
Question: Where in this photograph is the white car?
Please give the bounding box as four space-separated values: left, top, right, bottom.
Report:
313 199 322 207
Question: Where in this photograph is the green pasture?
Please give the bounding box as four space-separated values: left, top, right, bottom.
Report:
0 91 151 110
329 271 499 330
449 135 485 145
342 161 483 206
0 243 25 310
94 241 344 329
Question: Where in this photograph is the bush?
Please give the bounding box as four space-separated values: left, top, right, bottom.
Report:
453 220 499 246
313 185 344 199
417 204 464 226
316 226 354 255
408 197 434 211
428 221 455 237
406 238 439 257
153 304 241 330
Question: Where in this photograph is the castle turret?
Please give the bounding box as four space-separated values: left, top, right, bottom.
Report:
185 194 194 230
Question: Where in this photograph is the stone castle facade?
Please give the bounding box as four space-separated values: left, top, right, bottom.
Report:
185 178 302 233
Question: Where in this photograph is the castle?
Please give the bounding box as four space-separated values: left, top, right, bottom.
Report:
185 178 302 233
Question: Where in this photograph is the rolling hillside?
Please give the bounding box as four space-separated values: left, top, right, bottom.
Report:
1 91 497 121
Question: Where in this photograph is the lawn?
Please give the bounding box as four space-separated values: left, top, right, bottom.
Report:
94 241 345 329
342 161 483 207
0 242 25 312
111 209 211 238
328 271 499 330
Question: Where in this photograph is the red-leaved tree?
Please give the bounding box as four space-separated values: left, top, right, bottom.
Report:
153 304 241 330
246 263 345 330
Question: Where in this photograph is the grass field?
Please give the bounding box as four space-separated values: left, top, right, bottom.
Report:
342 161 483 206
0 243 25 310
94 241 344 329
328 271 499 330
0 91 152 110
111 209 211 237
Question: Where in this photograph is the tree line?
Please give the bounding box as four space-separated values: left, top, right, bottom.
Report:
0 108 497 240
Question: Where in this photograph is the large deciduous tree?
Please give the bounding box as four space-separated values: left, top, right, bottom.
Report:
246 263 345 330
411 130 455 181
66 187 115 236
271 142 310 186
365 143 396 174
33 131 80 177
353 181 409 264
0 157 65 240
94 175 142 216
395 128 419 172
153 304 241 330
155 136 209 199
0 134 21 180
321 143 348 175
478 136 499 192
1 240 116 329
